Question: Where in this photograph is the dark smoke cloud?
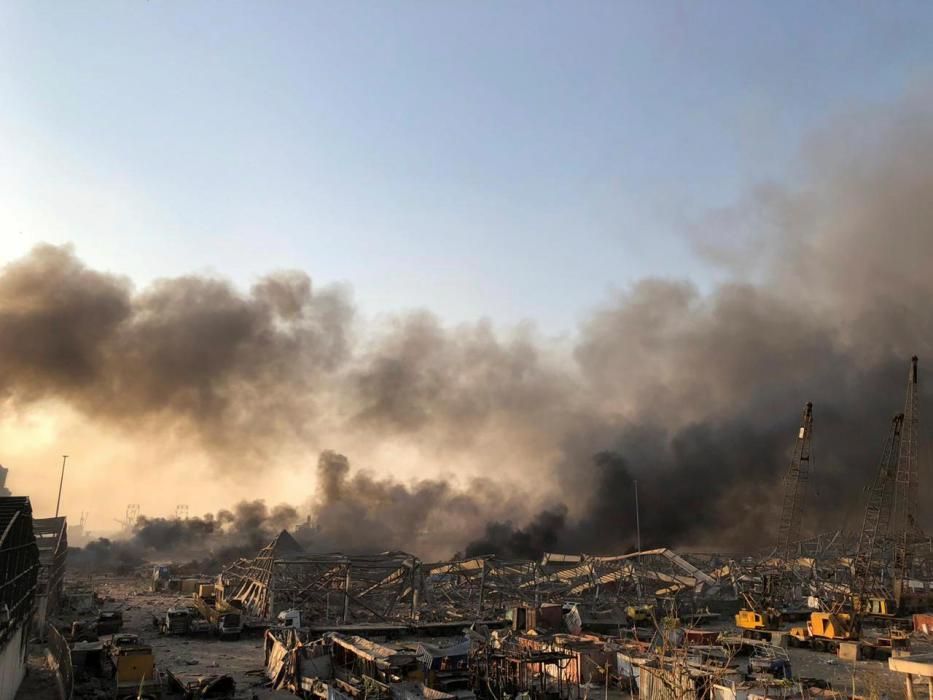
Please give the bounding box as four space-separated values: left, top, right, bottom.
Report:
0 245 352 457
70 499 308 572
308 451 530 558
8 89 933 556
465 507 568 560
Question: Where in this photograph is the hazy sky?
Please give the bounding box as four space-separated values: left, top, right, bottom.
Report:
3 2 932 333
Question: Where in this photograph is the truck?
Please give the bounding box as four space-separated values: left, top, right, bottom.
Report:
96 608 124 635
160 604 210 636
192 593 242 640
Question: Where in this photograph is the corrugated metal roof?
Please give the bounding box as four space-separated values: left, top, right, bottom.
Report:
0 497 31 548
33 516 67 556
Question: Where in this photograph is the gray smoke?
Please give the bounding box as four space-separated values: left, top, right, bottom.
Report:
308 451 535 558
0 247 352 459
70 499 307 571
8 88 933 556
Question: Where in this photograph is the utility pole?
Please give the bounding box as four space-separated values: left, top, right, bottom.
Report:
634 479 641 554
634 479 643 600
55 455 68 518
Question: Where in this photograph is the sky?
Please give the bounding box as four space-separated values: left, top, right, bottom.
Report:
2 2 932 334
3 2 933 539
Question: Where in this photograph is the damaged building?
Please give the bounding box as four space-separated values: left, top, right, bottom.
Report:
0 497 39 700
33 515 68 637
222 530 727 632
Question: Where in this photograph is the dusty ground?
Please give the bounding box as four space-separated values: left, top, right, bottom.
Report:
65 575 272 699
16 646 59 700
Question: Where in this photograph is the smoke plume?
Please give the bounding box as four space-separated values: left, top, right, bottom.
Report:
70 499 308 572
9 88 933 557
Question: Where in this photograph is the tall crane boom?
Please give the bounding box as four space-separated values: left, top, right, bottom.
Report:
852 413 903 613
893 356 919 591
777 402 814 563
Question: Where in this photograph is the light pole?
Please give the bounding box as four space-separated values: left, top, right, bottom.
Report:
55 455 68 518
634 479 642 599
634 479 641 554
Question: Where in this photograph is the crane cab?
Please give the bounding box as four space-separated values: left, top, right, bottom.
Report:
854 595 897 618
808 611 856 641
736 609 779 630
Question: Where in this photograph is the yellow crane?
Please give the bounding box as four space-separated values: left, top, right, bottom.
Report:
736 402 813 634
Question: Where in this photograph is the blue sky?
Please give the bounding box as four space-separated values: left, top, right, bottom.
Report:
1 1 931 333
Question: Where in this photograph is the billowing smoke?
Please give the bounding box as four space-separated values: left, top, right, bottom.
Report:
9 88 933 558
0 249 352 458
465 507 568 560
308 451 534 557
70 499 308 572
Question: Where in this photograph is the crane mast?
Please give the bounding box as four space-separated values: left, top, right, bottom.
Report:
851 413 903 621
893 356 919 596
776 402 814 564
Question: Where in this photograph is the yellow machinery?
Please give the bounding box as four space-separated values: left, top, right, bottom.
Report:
854 595 897 618
735 404 813 638
111 639 160 698
625 604 654 624
808 611 856 641
735 608 779 631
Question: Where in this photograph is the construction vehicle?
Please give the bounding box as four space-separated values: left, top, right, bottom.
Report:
110 635 161 699
735 607 779 633
160 603 210 636
96 608 124 635
192 587 243 640
151 564 172 592
736 403 812 635
791 411 908 653
625 603 655 625
893 356 922 613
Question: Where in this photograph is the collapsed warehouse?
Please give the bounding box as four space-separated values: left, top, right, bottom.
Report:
220 537 721 629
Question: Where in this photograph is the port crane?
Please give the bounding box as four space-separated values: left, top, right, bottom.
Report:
893 356 920 608
736 402 813 633
800 412 905 647
798 357 923 649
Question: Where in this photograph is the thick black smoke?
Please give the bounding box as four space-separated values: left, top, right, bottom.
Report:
308 451 530 558
465 507 568 560
70 500 306 572
8 89 933 556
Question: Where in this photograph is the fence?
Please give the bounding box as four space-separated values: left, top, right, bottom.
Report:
46 624 72 700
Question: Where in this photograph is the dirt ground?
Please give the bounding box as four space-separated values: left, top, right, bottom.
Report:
16 646 60 700
63 575 273 699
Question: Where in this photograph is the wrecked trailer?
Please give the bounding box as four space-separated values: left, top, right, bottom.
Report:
164 670 236 699
264 628 476 700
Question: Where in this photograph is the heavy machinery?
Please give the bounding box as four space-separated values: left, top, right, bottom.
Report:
160 603 210 636
625 603 655 625
792 412 905 651
893 356 922 611
735 402 813 634
192 585 243 640
110 635 161 699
